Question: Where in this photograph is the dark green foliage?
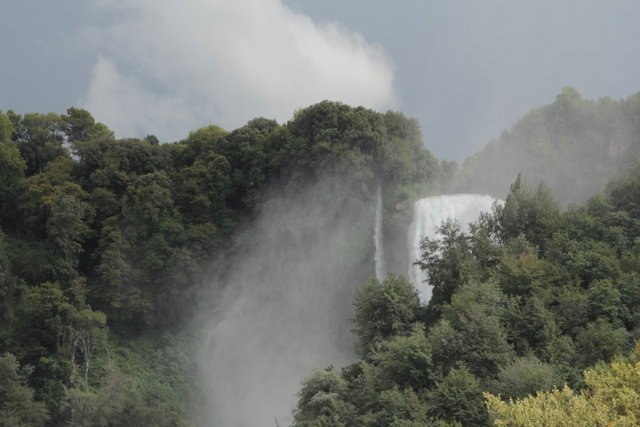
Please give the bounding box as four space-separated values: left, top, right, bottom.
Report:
65 335 193 427
366 387 429 426
8 111 69 176
552 285 590 334
502 295 557 355
493 253 552 296
0 101 440 425
295 163 640 425
607 159 640 218
0 113 25 225
575 319 630 367
617 273 640 328
45 183 94 280
491 356 560 399
3 97 640 425
0 353 49 426
0 230 18 327
293 368 355 426
445 303 513 379
438 283 513 378
372 325 434 391
425 320 464 381
353 274 421 357
62 107 113 146
586 279 625 324
426 365 488 427
489 175 560 252
8 279 109 422
173 151 232 225
13 281 77 362
416 220 483 309
285 101 438 196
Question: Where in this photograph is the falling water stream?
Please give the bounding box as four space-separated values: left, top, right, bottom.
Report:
374 184 385 280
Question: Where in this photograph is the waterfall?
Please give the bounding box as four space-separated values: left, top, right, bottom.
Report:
408 194 497 302
374 185 385 280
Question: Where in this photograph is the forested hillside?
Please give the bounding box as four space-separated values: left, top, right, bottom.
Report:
292 169 640 426
1 93 639 426
450 88 640 204
0 102 438 426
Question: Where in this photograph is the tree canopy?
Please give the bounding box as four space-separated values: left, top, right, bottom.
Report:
293 163 640 426
0 102 440 425
1 94 639 425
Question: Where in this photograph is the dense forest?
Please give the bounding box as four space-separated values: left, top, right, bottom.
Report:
0 102 437 425
292 171 640 425
1 89 639 426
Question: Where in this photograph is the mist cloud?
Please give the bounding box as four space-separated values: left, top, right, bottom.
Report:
197 175 371 425
79 0 397 141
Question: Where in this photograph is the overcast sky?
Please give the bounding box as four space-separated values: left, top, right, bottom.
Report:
1 0 639 161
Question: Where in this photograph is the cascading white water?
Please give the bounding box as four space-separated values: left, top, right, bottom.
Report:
374 185 385 280
407 194 498 302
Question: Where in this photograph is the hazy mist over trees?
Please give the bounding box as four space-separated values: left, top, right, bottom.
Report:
0 89 639 425
451 88 640 204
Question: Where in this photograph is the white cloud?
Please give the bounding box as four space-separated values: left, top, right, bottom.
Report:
79 0 397 141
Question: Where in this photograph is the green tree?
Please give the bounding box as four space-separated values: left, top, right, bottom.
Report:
366 386 429 427
18 157 77 239
92 222 131 320
8 111 68 176
45 183 94 280
416 220 483 309
502 296 557 355
62 107 113 146
13 281 76 362
293 368 355 427
62 308 107 389
73 135 169 195
172 124 228 169
0 230 18 326
0 353 49 427
0 112 25 224
353 274 421 357
552 285 589 335
491 356 560 400
66 364 191 427
575 319 629 368
441 284 513 378
380 110 437 187
426 365 488 427
173 151 232 226
607 158 640 219
0 110 13 143
493 253 551 296
586 279 625 324
92 172 185 327
372 325 434 391
489 176 560 252
426 320 465 382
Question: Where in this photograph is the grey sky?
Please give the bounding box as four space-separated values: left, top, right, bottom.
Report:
1 0 639 161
